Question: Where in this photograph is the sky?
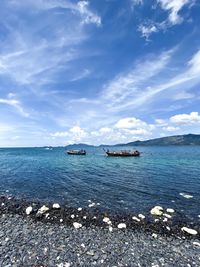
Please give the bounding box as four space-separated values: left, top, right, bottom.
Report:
0 0 200 146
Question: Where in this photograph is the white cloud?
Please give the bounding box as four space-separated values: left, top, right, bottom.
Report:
102 50 172 109
173 91 195 100
162 126 180 132
138 24 158 40
157 0 190 25
115 117 148 129
170 112 200 125
51 131 69 137
0 98 29 117
131 0 143 9
70 69 91 82
77 1 101 26
8 0 101 26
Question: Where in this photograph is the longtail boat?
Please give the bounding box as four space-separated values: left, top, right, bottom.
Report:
66 150 86 155
105 150 140 157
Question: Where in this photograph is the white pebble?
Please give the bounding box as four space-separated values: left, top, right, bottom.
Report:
88 203 95 208
163 213 172 219
103 217 110 223
71 214 75 219
25 206 33 215
93 216 97 219
166 226 170 231
60 219 63 223
150 206 163 216
1 203 5 206
152 233 157 238
138 214 145 220
78 207 82 211
83 216 87 219
181 227 198 235
81 243 85 248
37 205 49 214
132 216 140 222
163 218 168 222
166 208 175 213
117 223 126 229
154 219 159 222
193 242 200 247
53 203 60 209
73 222 82 229
109 226 113 232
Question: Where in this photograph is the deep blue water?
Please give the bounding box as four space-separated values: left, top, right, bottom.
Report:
0 146 200 220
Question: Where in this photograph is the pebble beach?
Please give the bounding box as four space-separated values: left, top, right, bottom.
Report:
0 196 200 267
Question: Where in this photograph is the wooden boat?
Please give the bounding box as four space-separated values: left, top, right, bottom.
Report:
66 150 86 155
105 150 140 157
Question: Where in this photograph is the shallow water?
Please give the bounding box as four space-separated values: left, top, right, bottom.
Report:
0 146 200 220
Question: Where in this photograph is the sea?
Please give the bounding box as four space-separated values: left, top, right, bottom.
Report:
0 146 200 221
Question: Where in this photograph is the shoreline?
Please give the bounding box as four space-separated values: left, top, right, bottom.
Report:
1 195 199 239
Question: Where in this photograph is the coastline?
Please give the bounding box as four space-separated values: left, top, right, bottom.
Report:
1 195 199 238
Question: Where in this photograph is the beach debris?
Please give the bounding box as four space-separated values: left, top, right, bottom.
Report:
71 214 75 219
163 218 168 222
163 213 172 219
181 227 198 235
138 214 145 220
166 226 170 231
93 216 97 219
25 206 33 215
73 222 82 229
166 208 175 213
88 202 95 208
198 215 200 218
117 223 126 229
60 219 63 223
81 243 85 248
132 216 140 222
37 205 49 215
83 216 87 219
97 203 100 205
150 206 163 216
154 219 159 222
1 203 5 206
45 213 49 218
78 207 82 211
179 193 193 199
53 203 60 209
193 242 200 247
152 233 158 238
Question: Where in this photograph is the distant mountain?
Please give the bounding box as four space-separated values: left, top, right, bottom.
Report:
118 134 200 146
65 134 200 148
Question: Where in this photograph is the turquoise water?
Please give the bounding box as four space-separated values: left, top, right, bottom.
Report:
0 146 200 220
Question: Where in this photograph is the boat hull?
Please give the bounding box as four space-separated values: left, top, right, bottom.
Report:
106 152 140 157
66 151 86 155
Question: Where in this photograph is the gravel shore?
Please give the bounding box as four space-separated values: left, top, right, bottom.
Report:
0 213 200 267
0 196 200 266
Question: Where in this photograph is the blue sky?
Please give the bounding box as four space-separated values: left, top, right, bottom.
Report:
0 0 200 146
